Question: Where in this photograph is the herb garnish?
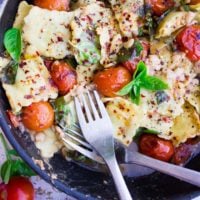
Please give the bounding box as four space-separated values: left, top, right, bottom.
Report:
134 40 143 57
3 28 22 84
180 0 190 11
0 133 35 184
118 61 169 105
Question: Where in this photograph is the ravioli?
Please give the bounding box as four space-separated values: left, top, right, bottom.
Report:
13 1 33 28
105 97 144 146
2 57 58 113
156 11 196 38
109 0 144 47
22 6 75 59
70 3 122 67
168 102 200 146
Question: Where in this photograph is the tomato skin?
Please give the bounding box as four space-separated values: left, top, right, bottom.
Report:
6 177 34 200
50 61 77 95
34 0 69 11
190 0 200 5
146 0 175 16
176 25 200 62
139 134 174 162
22 102 54 132
93 66 132 97
122 41 149 74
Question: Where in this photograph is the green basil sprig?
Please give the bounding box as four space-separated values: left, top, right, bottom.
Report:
3 28 22 84
118 61 168 105
134 40 143 57
4 28 22 62
0 133 35 184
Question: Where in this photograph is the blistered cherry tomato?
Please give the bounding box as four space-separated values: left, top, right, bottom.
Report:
2 177 34 200
34 0 70 11
139 134 174 162
172 137 200 165
190 0 200 5
176 25 200 62
122 41 149 74
50 61 77 95
22 102 54 132
146 0 175 16
93 66 132 97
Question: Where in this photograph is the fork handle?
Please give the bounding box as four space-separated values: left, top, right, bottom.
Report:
106 156 132 200
129 152 200 187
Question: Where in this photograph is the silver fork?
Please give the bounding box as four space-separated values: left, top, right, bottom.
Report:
58 125 200 188
74 91 132 200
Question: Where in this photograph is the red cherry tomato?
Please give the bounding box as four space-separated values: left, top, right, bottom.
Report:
21 101 54 132
122 40 149 74
176 25 200 62
172 137 200 165
190 0 200 5
50 61 77 95
93 66 132 97
0 177 34 200
146 0 175 16
139 134 174 162
34 0 70 11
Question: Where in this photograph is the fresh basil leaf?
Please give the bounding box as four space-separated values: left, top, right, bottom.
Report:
141 76 168 91
134 40 143 57
7 149 19 157
53 97 70 125
130 86 140 105
133 61 147 80
118 80 134 96
134 127 160 140
0 61 18 84
3 28 22 62
74 41 100 65
11 160 36 177
1 160 12 184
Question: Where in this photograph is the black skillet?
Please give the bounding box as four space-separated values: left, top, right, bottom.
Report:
0 0 200 199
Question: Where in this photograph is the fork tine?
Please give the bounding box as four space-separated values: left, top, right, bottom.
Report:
65 133 93 150
93 91 109 118
81 94 93 122
87 91 100 119
75 97 87 125
66 127 84 139
62 138 105 164
58 124 84 139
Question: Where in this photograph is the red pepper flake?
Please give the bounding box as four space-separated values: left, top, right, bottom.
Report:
57 36 63 42
19 62 26 68
24 95 33 99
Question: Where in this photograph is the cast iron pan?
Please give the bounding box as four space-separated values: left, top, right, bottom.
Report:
0 0 200 199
